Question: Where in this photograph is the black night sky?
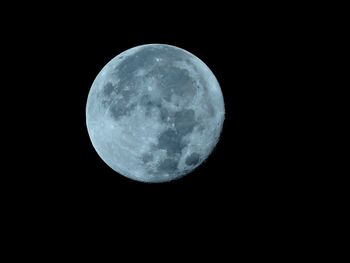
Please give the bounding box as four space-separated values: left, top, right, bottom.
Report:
7 3 310 244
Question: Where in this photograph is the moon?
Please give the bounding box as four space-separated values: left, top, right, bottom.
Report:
86 44 225 183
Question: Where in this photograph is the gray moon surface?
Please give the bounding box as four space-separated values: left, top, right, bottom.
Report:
86 44 225 183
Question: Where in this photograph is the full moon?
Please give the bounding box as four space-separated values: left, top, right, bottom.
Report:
86 44 225 183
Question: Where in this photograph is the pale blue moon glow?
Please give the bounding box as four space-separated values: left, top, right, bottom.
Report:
86 44 225 183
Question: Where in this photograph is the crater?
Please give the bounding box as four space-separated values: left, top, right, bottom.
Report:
120 87 134 101
109 101 136 121
140 94 163 117
157 129 185 156
174 109 196 136
103 82 115 96
142 153 153 163
158 45 188 61
185 152 200 166
116 47 160 79
202 83 215 117
156 66 196 102
157 158 178 174
156 109 197 160
159 107 173 123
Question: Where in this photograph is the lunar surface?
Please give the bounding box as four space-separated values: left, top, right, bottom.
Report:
86 44 225 183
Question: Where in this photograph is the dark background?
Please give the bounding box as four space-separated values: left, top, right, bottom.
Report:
1 3 335 258
6 3 313 241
